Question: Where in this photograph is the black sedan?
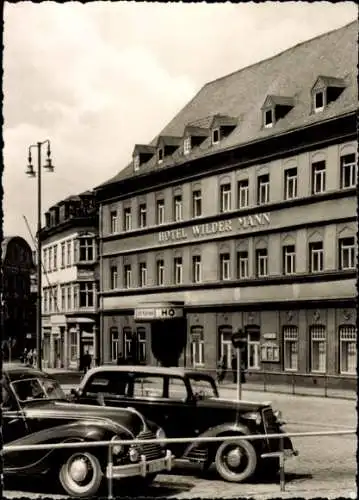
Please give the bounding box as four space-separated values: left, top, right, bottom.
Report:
1 363 172 497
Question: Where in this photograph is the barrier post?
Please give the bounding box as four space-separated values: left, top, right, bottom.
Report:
291 373 295 395
279 436 285 492
324 375 328 398
107 444 114 500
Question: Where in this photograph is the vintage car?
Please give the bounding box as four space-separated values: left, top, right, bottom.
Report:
1 364 172 498
70 365 298 483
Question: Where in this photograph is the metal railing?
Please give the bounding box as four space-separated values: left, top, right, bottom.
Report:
2 429 355 498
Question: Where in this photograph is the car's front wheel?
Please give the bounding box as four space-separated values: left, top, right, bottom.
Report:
59 451 103 497
215 438 257 482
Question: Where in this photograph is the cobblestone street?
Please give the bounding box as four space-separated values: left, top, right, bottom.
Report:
4 388 356 499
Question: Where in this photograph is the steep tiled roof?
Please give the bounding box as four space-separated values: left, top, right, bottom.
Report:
98 20 357 189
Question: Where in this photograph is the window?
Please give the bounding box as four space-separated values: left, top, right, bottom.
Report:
137 328 147 364
48 247 53 272
66 240 72 267
220 184 231 213
264 108 273 128
236 251 249 279
283 326 298 371
158 148 164 164
53 246 57 271
314 90 325 112
49 288 54 313
156 200 165 225
256 248 268 277
339 237 356 270
192 190 202 218
133 155 140 172
79 282 94 308
110 211 118 233
60 242 66 268
257 174 270 205
310 325 326 373
123 328 133 361
168 378 188 400
67 285 72 311
309 242 324 272
174 195 183 222
110 266 118 290
156 259 164 286
139 263 147 287
237 179 249 208
212 128 220 144
174 257 183 285
284 168 298 200
219 253 231 280
124 208 132 231
184 137 191 155
110 327 119 362
282 245 296 275
340 154 357 189
73 284 79 310
190 326 204 367
192 255 202 283
43 289 48 313
311 161 326 194
53 286 58 312
43 249 48 272
247 328 260 370
79 238 94 262
139 204 147 228
339 326 357 374
133 376 164 398
70 330 77 362
219 327 233 369
61 286 66 311
124 265 132 288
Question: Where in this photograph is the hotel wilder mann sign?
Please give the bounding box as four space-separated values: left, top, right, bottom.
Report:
158 213 271 243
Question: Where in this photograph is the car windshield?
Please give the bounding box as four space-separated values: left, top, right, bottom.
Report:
189 376 218 399
11 377 66 402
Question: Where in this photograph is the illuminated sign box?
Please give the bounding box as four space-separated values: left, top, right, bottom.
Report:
135 307 183 321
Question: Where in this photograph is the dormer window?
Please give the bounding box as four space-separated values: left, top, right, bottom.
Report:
261 95 294 129
264 109 273 128
312 75 346 114
183 137 192 155
314 90 325 112
133 155 140 172
158 148 164 164
212 128 220 145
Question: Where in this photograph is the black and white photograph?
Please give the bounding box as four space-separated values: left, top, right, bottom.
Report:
1 1 357 499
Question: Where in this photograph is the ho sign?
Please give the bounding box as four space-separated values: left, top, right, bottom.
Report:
134 307 183 321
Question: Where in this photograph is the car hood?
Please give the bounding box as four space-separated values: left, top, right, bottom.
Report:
22 400 147 437
197 397 271 412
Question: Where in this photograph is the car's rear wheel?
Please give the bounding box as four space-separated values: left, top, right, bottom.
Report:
215 439 257 482
59 451 103 497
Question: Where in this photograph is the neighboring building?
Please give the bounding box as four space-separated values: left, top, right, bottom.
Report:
40 191 99 369
1 236 35 360
96 22 357 386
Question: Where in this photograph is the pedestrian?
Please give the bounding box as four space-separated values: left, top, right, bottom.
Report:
21 348 28 364
240 355 246 384
217 353 227 383
231 352 238 383
32 348 37 367
117 352 124 365
26 349 33 367
83 350 92 373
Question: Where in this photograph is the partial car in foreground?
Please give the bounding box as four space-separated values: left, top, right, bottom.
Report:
1 363 172 498
70 365 298 483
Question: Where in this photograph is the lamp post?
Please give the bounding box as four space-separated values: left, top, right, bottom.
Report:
26 140 54 370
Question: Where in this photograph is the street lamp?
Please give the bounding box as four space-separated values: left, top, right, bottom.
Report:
26 140 55 370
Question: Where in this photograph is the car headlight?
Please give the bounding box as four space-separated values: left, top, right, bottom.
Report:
156 427 166 448
242 411 262 425
112 444 124 455
129 446 140 462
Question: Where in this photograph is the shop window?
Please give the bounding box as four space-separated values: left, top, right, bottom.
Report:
339 325 357 375
137 327 147 364
190 326 205 367
283 326 298 371
70 330 77 362
247 326 260 370
261 343 280 362
123 327 133 361
110 327 119 362
310 325 326 373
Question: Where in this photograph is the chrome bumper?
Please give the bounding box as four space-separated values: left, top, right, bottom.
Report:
261 448 299 459
106 449 173 479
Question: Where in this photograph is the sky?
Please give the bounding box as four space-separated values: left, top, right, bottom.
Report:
3 1 357 244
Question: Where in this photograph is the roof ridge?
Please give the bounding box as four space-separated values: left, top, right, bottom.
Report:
202 20 357 89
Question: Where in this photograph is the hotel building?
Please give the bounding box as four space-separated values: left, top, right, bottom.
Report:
96 22 357 387
40 191 99 369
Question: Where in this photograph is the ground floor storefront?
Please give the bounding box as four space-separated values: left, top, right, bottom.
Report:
100 301 357 389
42 314 99 370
